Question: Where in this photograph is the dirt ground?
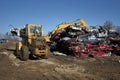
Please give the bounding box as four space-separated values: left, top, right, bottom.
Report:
0 42 120 80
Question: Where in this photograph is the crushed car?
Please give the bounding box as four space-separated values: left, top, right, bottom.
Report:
50 25 120 57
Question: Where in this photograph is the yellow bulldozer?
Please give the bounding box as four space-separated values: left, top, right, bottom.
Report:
44 18 88 44
15 24 49 61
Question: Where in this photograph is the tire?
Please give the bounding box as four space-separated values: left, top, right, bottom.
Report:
15 44 20 57
20 46 29 61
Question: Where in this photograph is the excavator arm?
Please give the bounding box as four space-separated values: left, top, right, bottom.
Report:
44 18 88 43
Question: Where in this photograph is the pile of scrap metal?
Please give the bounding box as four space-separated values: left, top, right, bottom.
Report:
50 25 120 57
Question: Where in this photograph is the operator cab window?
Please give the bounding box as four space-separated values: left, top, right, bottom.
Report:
30 26 41 34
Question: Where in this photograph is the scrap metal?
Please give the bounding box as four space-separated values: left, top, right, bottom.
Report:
50 25 120 57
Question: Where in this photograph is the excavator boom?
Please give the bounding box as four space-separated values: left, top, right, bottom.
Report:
44 18 88 43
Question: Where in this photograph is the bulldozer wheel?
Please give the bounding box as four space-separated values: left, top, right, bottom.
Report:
15 44 20 57
20 46 29 61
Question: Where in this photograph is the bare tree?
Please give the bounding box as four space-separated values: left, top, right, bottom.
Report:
116 26 120 34
103 20 113 31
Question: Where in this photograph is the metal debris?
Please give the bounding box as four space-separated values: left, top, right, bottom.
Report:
50 26 120 57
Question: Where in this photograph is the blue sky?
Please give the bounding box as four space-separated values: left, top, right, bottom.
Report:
0 0 120 34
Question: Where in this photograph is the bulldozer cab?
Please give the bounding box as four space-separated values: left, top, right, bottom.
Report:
26 24 42 37
28 24 42 36
20 24 42 45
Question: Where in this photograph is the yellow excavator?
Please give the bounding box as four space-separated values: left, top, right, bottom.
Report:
44 18 88 44
15 24 49 61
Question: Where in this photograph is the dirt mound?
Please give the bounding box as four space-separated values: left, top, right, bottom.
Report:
0 51 120 80
0 52 18 80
